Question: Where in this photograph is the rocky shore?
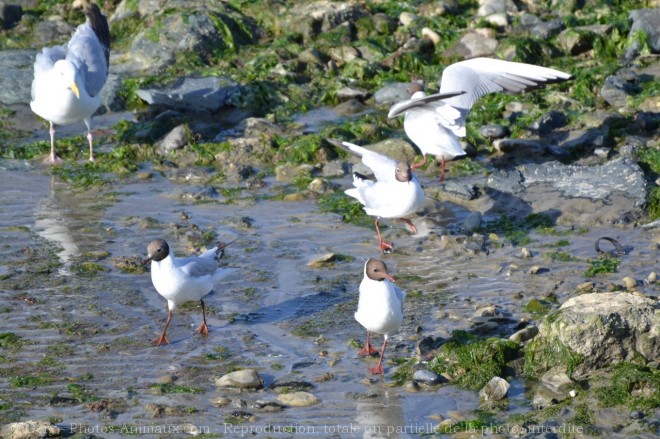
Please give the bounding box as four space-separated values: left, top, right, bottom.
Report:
0 0 659 438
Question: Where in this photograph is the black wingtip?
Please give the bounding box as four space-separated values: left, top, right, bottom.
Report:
353 171 369 181
84 3 110 68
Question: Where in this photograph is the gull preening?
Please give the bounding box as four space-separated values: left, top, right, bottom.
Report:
354 258 405 375
143 239 234 347
30 3 110 163
388 57 572 180
328 139 425 253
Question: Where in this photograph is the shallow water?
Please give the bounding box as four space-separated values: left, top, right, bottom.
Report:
0 151 658 438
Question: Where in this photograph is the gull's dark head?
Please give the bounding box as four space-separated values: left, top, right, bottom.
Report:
143 239 170 265
406 82 424 97
365 258 396 283
395 161 413 183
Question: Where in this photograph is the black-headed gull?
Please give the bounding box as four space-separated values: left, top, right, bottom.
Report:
388 57 572 180
354 258 405 375
30 3 110 163
328 139 425 253
143 239 234 346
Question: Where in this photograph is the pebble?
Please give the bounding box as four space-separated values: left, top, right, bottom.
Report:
270 376 315 391
646 272 656 284
486 13 508 27
307 253 338 268
479 376 510 401
405 380 420 392
399 12 417 26
252 400 286 412
156 374 176 384
475 305 499 317
594 147 612 158
521 247 532 258
630 410 645 420
622 276 637 289
529 265 544 275
576 281 595 292
479 124 509 138
509 325 539 343
412 369 444 385
463 211 482 232
215 369 263 389
277 391 320 407
212 397 231 407
307 177 334 194
421 27 441 44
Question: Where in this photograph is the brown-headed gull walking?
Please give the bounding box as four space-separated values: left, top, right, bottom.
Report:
387 57 572 180
354 258 405 375
30 3 110 163
328 139 425 253
143 239 234 346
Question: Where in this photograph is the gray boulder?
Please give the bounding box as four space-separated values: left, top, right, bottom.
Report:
137 76 242 113
486 158 647 225
600 70 641 109
525 293 660 379
625 8 660 60
0 50 35 105
116 2 254 74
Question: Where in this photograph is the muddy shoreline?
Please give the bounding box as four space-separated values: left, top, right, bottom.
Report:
1 153 658 438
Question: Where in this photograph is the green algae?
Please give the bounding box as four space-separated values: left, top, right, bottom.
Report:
318 192 372 228
595 363 660 411
428 331 519 391
0 332 23 350
524 331 583 377
584 255 619 277
149 383 205 394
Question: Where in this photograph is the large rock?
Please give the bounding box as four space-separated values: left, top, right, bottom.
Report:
485 158 647 225
625 8 660 60
119 3 254 73
0 421 60 439
525 293 660 379
0 49 35 105
137 76 242 113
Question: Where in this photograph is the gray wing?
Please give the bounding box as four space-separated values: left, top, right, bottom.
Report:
438 58 572 136
179 256 219 278
31 46 66 101
66 5 110 97
387 90 466 118
328 139 398 183
394 285 406 313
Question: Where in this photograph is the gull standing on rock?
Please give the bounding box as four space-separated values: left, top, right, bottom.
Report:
328 139 425 253
143 239 234 347
388 57 572 180
354 258 405 375
30 3 110 163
